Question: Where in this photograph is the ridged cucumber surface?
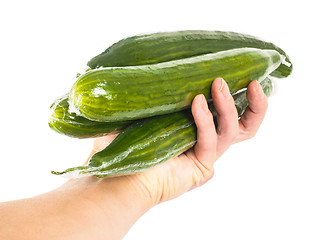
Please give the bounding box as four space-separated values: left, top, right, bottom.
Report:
49 94 129 138
52 77 273 177
48 78 272 139
87 30 292 78
71 48 282 122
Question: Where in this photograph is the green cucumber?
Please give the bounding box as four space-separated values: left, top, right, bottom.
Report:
48 78 273 139
87 30 292 78
52 77 273 177
48 94 129 138
71 48 283 122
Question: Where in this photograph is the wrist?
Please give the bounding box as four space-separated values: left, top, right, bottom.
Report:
61 174 153 239
95 174 154 212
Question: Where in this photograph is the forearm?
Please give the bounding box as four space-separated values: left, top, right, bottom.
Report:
0 176 152 240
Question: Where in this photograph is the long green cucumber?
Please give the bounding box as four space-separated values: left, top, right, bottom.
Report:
48 94 130 138
52 77 273 177
87 30 292 78
48 78 272 139
70 48 283 122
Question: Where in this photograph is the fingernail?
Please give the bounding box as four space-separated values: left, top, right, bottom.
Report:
200 94 209 112
218 78 231 100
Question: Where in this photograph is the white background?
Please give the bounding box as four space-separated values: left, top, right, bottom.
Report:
1 0 319 239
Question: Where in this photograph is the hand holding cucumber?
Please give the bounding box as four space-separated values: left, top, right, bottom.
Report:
83 78 268 204
1 29 293 240
50 30 291 178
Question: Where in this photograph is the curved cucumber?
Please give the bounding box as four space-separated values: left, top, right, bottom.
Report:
52 77 273 177
71 48 282 122
49 94 129 138
87 30 292 78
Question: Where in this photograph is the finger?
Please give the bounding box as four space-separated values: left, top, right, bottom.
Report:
237 80 268 142
212 78 239 155
191 94 217 167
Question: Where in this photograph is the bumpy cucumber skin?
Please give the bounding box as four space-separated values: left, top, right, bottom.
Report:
48 78 272 139
87 30 292 78
71 48 282 122
49 94 129 138
52 78 273 178
51 111 196 177
90 111 196 170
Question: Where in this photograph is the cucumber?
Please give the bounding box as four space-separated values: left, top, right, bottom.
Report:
52 110 195 177
48 94 129 138
48 78 273 139
52 77 273 177
87 30 292 78
70 48 283 122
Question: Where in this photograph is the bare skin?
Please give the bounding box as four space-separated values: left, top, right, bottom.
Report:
0 78 268 239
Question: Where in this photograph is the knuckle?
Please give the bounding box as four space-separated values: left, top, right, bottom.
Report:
206 169 215 181
194 167 215 187
191 158 215 188
231 131 238 142
236 128 257 142
245 130 257 140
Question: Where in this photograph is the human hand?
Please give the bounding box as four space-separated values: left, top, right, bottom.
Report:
88 78 268 206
